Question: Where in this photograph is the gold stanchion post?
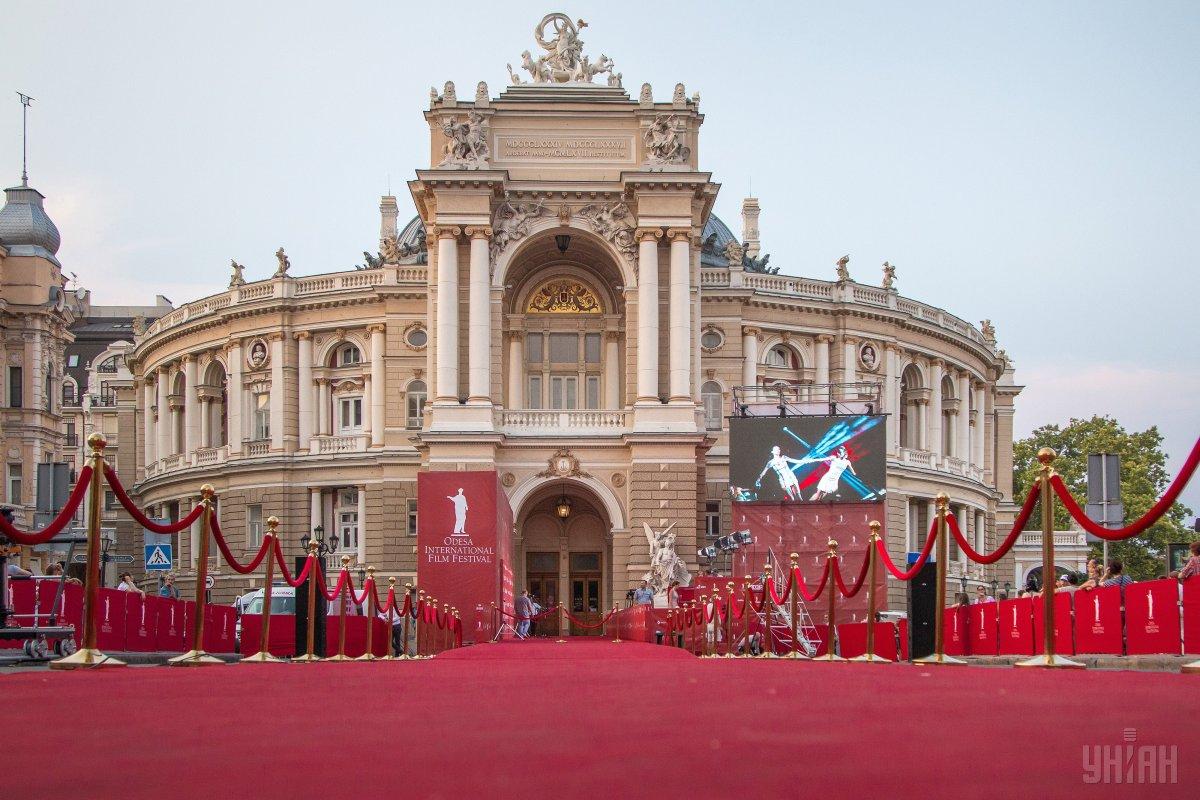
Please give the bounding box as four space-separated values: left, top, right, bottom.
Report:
814 538 846 662
357 566 378 661
851 521 889 662
52 434 125 669
698 598 708 657
241 516 282 663
1017 448 1084 669
382 578 398 660
168 484 224 666
294 541 321 662
612 603 621 643
915 493 965 666
404 584 416 658
416 590 426 657
326 556 352 661
784 553 808 659
760 562 777 658
723 583 735 658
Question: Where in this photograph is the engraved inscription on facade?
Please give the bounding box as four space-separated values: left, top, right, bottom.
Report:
496 135 633 162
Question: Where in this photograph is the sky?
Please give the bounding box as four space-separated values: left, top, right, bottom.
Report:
5 1 1198 514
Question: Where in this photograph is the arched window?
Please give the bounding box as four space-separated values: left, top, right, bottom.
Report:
406 380 427 429
701 381 723 431
764 345 797 369
335 344 362 367
97 355 122 374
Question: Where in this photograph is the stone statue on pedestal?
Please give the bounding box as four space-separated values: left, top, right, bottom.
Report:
643 522 691 604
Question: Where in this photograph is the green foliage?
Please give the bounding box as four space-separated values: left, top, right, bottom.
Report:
1013 415 1195 581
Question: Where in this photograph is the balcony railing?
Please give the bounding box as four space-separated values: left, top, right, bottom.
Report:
195 445 229 466
1016 531 1088 548
311 434 368 454
895 448 986 484
245 440 270 457
498 409 629 434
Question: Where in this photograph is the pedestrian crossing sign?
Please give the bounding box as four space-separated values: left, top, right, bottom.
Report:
145 544 173 570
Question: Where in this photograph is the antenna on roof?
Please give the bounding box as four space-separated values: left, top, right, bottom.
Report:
748 175 752 197
16 91 34 186
387 173 391 195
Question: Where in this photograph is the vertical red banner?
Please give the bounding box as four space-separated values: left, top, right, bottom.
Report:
203 606 236 653
971 601 999 656
124 593 156 652
1072 587 1123 654
1031 591 1076 655
1183 576 1200 655
997 597 1034 655
1124 579 1182 655
94 588 127 652
943 606 970 656
418 471 512 644
155 598 186 652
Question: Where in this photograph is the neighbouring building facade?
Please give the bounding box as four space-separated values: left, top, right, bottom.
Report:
113 14 1065 627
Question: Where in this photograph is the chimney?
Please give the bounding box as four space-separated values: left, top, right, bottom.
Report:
380 195 399 242
741 197 760 259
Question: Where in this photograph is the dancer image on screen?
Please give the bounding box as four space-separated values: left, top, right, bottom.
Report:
755 445 810 501
807 446 856 501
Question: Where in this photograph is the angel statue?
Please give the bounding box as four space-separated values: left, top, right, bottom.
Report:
835 254 851 283
643 522 692 603
228 259 246 288
643 115 690 166
273 248 290 278
881 261 896 290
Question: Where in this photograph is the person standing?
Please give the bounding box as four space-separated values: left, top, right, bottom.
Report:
158 572 180 599
515 590 532 638
633 580 654 605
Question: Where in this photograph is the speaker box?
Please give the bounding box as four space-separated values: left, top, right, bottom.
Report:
295 557 328 657
906 561 938 660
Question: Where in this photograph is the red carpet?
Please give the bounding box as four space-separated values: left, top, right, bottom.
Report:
8 639 1195 799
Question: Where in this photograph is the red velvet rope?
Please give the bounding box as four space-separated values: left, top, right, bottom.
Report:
795 562 831 603
272 541 315 587
875 518 938 581
560 608 616 630
834 553 871 598
499 604 560 621
946 481 1040 565
1051 438 1200 538
768 573 791 606
102 464 204 533
208 516 271 574
0 466 92 544
315 563 351 602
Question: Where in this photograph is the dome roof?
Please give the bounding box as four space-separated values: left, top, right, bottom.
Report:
699 214 737 267
0 184 61 258
398 215 427 252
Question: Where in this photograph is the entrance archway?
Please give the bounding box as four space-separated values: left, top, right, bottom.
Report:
514 479 617 637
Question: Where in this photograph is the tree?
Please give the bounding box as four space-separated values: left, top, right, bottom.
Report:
1013 416 1195 581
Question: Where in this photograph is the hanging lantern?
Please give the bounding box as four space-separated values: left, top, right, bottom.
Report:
555 495 572 519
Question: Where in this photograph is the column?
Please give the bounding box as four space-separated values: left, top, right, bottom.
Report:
975 509 985 555
741 328 759 388
926 499 938 561
369 325 385 446
297 332 313 449
356 486 367 566
928 360 943 456
916 399 929 451
815 335 832 386
466 227 491 403
309 488 322 535
156 365 171 459
842 336 858 399
604 331 620 409
972 383 986 468
884 344 900 451
270 334 284 451
957 372 971 462
363 374 373 438
199 397 211 448
189 500 201 569
636 229 661 401
507 333 523 409
435 227 461 402
143 379 157 467
182 356 199 460
667 228 691 401
317 379 330 435
957 506 969 573
227 341 243 454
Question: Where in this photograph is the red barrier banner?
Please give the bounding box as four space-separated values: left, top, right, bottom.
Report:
810 623 830 657
835 622 898 659
1072 587 1124 655
154 597 186 652
1031 592 1076 655
0 580 36 650
204 606 237 653
417 471 513 644
321 615 387 657
95 588 126 652
897 619 909 661
997 597 1034 656
240 613 297 658
124 593 156 652
1184 577 1200 655
181 600 197 651
943 606 970 656
1124 579 1181 656
970 601 999 656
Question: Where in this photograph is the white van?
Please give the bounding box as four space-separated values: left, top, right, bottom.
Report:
235 585 297 649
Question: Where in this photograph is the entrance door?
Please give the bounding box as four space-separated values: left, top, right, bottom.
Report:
568 552 602 636
526 551 558 638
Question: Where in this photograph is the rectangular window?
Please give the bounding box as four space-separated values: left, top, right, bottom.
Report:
338 510 359 551
406 498 418 536
7 464 22 505
8 367 22 408
248 504 264 548
550 375 577 409
406 390 426 429
67 354 79 368
548 333 577 364
527 376 542 410
525 334 543 365
703 393 723 431
585 376 600 409
584 333 601 364
104 490 118 511
252 393 270 440
705 501 721 539
338 397 363 432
